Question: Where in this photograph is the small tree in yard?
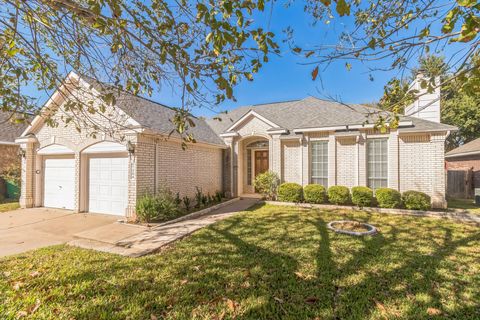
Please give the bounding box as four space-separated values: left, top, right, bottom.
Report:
253 171 280 200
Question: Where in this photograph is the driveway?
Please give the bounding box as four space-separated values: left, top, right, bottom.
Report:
0 208 120 257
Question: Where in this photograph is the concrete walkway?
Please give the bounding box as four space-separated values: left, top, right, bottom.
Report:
69 198 259 257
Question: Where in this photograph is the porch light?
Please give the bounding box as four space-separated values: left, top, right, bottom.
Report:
18 148 26 158
127 140 135 154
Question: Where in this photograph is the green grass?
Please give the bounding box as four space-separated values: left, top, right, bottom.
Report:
448 198 480 215
1 204 479 319
0 200 19 213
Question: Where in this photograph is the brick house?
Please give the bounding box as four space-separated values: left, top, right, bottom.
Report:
16 72 456 217
445 138 480 198
0 112 28 198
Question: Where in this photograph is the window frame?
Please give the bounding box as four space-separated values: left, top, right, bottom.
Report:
366 138 388 190
310 140 329 187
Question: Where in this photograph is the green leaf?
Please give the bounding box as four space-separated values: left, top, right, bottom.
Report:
336 0 350 17
457 0 477 7
345 62 352 71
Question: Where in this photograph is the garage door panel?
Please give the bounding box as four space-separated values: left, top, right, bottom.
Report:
44 158 75 210
88 157 128 215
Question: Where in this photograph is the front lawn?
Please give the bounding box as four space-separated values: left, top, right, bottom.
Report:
1 204 479 319
0 200 19 213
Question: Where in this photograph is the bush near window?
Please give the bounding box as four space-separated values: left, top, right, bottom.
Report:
327 186 350 205
278 183 303 202
351 186 373 207
303 184 327 204
402 190 431 211
253 171 280 200
375 188 402 208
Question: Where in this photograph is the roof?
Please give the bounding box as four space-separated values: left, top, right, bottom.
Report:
206 96 457 135
446 138 480 158
0 111 29 144
80 76 225 147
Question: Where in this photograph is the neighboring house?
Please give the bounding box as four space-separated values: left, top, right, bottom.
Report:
445 138 480 198
16 72 456 218
0 111 29 197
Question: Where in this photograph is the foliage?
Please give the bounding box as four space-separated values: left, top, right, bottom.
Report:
194 187 203 208
351 186 373 207
0 200 20 213
253 170 280 200
0 0 279 143
277 183 303 203
182 196 191 212
303 184 327 204
0 163 21 186
214 191 223 203
201 194 208 207
327 186 350 205
375 188 402 209
174 192 182 207
1 205 479 319
135 188 179 223
402 191 431 211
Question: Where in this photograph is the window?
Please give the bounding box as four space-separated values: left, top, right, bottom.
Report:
311 141 328 186
367 138 388 189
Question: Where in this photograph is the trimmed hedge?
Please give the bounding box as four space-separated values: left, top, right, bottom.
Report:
327 186 350 205
375 188 402 208
351 186 373 207
278 183 303 202
402 190 431 210
303 184 327 204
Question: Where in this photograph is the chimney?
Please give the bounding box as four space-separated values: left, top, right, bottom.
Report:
404 74 441 123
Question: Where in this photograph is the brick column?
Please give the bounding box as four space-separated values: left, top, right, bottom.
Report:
19 143 35 208
301 135 309 186
270 134 282 179
328 134 336 187
357 133 367 186
388 131 399 190
431 133 447 208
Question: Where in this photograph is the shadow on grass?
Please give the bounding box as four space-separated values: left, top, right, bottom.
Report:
1 206 479 319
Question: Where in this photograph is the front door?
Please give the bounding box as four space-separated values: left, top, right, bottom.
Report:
254 150 269 177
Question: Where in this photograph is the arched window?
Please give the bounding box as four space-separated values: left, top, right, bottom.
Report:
246 140 268 149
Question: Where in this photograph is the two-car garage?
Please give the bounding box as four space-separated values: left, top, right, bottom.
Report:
39 142 129 216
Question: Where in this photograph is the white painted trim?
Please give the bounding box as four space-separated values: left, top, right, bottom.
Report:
82 141 127 154
445 150 480 159
37 144 75 155
219 132 239 138
0 141 18 146
293 126 347 133
267 129 288 134
225 110 280 132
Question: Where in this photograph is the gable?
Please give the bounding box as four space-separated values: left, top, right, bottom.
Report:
231 113 277 138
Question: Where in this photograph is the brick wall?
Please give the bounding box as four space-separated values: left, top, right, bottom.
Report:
336 137 357 188
282 140 302 184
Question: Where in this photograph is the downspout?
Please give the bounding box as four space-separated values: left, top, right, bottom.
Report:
356 135 360 186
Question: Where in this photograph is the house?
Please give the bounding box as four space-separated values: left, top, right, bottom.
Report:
445 138 480 198
16 72 456 217
0 111 29 198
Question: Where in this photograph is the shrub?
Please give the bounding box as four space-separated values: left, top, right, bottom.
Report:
135 188 179 223
174 192 181 207
182 196 191 211
214 191 223 203
253 171 280 200
278 183 303 202
194 187 203 208
402 190 431 210
375 188 402 208
351 186 373 207
303 184 327 204
136 194 161 223
327 186 350 205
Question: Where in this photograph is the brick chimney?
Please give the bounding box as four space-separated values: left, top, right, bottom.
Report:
404 74 441 123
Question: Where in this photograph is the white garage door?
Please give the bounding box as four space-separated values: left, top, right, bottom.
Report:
44 158 75 210
88 157 128 215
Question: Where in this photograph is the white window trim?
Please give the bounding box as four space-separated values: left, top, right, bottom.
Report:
366 138 389 189
310 140 328 186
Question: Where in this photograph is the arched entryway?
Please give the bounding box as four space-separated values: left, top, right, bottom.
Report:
238 137 270 195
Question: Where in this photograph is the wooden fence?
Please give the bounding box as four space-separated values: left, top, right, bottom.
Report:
447 169 474 199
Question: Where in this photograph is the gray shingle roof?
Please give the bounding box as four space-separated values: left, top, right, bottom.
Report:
206 96 457 135
0 111 29 143
446 138 480 158
81 76 225 146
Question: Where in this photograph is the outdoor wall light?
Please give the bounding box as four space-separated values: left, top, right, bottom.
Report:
18 148 26 158
127 140 135 154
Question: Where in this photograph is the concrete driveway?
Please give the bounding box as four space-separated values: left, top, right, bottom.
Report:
0 208 120 257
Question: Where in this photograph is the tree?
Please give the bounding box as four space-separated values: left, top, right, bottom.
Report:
0 0 278 141
298 0 479 124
